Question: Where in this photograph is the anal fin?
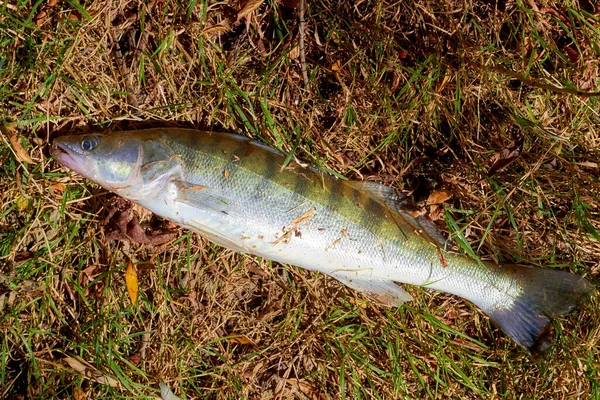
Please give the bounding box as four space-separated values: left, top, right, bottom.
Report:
332 272 413 307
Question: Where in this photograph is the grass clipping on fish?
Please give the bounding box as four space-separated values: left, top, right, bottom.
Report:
1 0 599 399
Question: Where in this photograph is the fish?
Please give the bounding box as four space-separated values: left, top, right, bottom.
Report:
51 128 594 354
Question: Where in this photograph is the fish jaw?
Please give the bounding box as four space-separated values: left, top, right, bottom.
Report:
51 138 101 183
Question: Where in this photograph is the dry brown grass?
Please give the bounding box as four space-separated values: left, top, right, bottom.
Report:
1 0 599 398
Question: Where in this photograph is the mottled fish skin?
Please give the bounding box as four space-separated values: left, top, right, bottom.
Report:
52 128 594 354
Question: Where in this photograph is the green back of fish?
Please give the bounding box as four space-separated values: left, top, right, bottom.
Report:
155 128 415 242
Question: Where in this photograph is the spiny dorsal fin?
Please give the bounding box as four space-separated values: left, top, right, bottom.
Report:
348 180 449 249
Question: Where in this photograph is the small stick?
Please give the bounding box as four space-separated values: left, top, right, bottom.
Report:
299 0 309 88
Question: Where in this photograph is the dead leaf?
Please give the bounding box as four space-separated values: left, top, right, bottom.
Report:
576 161 598 168
237 0 264 21
487 139 524 176
73 387 85 400
125 261 139 305
257 38 268 56
542 157 557 171
202 23 232 35
81 265 98 280
426 190 452 205
278 377 326 400
15 196 29 211
228 335 253 345
564 45 581 65
288 45 300 60
1 126 34 164
64 356 120 387
428 204 444 221
127 353 141 366
35 10 48 27
14 251 33 263
50 182 66 199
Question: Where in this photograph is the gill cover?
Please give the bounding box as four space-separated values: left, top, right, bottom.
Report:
90 135 140 185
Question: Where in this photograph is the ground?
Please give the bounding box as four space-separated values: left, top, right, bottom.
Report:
1 0 599 398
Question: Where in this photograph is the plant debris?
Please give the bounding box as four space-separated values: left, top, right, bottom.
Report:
103 197 177 245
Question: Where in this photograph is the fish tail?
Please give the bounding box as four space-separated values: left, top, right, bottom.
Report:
481 264 594 355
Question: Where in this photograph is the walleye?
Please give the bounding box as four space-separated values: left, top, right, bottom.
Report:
51 128 594 353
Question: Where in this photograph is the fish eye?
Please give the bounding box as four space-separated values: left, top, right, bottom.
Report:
80 136 99 151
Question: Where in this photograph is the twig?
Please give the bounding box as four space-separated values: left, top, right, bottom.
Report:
299 0 309 88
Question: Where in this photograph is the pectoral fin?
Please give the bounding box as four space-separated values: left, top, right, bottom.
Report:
183 218 251 254
332 272 413 307
173 180 233 215
172 180 249 253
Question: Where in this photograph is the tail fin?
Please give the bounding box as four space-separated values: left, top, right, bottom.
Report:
481 264 594 355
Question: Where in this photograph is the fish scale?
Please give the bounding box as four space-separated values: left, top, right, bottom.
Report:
51 128 594 354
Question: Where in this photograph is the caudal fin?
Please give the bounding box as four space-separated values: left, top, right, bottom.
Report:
481 264 594 355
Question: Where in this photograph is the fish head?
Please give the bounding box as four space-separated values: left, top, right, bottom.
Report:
51 133 142 192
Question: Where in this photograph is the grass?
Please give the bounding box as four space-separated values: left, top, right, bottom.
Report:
1 0 599 398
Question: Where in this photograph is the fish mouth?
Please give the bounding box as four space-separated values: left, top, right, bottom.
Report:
49 142 67 158
50 140 84 172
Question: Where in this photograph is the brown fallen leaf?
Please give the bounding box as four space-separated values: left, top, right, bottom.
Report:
127 353 141 366
125 260 139 305
104 197 177 245
428 204 444 221
278 377 327 400
73 387 85 400
288 45 300 60
426 189 453 205
64 356 120 387
35 10 48 27
202 22 232 35
228 335 253 345
50 182 66 199
576 161 598 169
1 126 34 164
487 139 524 176
237 0 264 21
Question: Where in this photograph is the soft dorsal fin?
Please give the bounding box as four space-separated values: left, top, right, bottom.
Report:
348 180 448 249
346 181 410 209
416 215 449 249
